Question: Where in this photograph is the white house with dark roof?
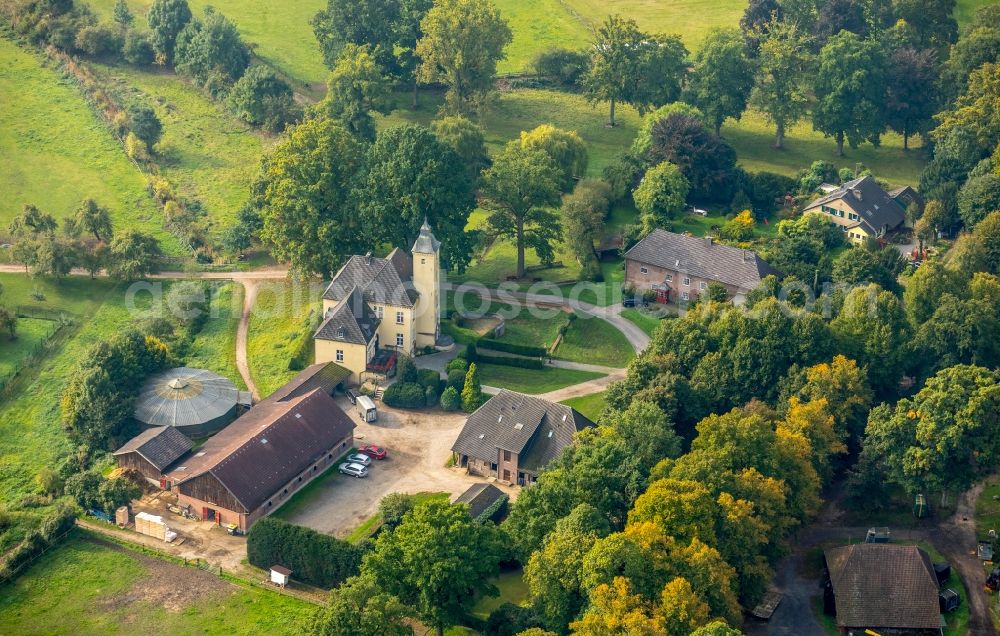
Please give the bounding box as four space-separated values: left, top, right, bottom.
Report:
314 221 441 384
624 229 776 304
802 176 908 243
451 390 594 486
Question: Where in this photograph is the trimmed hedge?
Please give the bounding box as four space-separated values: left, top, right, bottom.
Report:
247 517 362 588
475 494 509 524
418 369 443 395
476 353 546 370
382 382 427 409
477 338 546 357
447 358 469 373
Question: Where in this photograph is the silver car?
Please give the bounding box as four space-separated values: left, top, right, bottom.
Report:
347 453 372 467
339 462 369 478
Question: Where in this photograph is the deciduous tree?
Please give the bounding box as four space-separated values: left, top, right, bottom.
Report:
256 118 365 277
321 43 393 141
632 161 689 234
310 574 412 636
105 229 163 280
357 124 475 270
363 501 506 636
750 21 813 148
147 0 191 62
519 125 588 192
685 28 754 135
415 0 512 115
481 142 562 278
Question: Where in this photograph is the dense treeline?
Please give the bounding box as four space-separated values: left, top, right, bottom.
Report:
247 517 363 588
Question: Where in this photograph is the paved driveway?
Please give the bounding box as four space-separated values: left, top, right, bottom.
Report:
279 396 515 537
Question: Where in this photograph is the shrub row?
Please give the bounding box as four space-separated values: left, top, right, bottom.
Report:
474 494 509 524
247 517 362 588
382 382 426 409
0 502 77 581
477 338 546 358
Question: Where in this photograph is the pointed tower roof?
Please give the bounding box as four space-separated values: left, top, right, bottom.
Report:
411 217 441 254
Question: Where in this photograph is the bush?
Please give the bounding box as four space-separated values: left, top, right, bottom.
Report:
247 517 362 588
228 65 298 132
127 103 162 151
382 382 427 409
447 357 469 373
462 362 484 412
446 368 466 391
477 338 546 357
418 368 443 393
440 386 461 411
123 30 155 65
0 504 78 581
531 47 589 86
124 132 149 161
425 385 438 407
379 493 415 530
74 23 121 56
484 602 545 636
396 355 418 383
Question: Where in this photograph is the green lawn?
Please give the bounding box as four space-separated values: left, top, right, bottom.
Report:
0 536 314 634
0 38 180 254
555 315 634 367
560 390 608 421
89 62 272 235
88 0 328 88
494 0 592 75
246 280 321 399
976 474 1000 539
477 363 604 394
0 317 59 380
620 308 666 337
0 276 125 505
503 310 568 350
183 282 246 390
470 569 531 619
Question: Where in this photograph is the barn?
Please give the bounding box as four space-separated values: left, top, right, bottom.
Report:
112 426 193 485
114 362 356 531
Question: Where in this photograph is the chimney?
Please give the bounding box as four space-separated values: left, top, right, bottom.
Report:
365 251 372 264
743 250 754 262
852 189 862 201
704 236 713 247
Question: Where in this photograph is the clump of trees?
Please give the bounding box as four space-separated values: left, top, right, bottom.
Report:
61 329 170 450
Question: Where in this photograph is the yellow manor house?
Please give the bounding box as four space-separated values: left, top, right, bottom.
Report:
801 176 916 244
313 220 442 384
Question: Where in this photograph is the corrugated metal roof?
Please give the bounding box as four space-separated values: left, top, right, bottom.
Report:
134 368 239 430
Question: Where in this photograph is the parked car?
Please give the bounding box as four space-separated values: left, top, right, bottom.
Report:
345 388 358 404
347 453 372 466
689 206 709 217
622 297 648 308
339 462 369 478
358 445 387 460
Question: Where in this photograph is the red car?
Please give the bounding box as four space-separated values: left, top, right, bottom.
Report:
358 445 387 460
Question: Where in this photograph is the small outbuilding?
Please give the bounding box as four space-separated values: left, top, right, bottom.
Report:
113 425 193 485
453 483 508 524
134 367 250 437
939 588 960 613
823 543 941 633
270 565 291 587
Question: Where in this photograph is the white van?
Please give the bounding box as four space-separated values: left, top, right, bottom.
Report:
357 395 377 423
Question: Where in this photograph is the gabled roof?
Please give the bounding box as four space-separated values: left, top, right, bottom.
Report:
169 389 356 512
114 426 193 472
270 361 351 403
314 287 380 345
451 390 593 473
453 483 507 519
624 229 776 291
825 544 941 630
804 176 906 234
322 248 416 308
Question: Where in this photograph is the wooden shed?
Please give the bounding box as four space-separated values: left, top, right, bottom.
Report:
270 565 291 587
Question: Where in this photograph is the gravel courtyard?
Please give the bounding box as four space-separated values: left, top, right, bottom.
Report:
278 396 516 537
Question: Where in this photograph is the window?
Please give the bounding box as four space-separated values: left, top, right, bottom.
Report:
838 210 845 218
396 333 404 347
639 266 648 274
503 450 511 461
335 349 344 362
376 306 383 319
683 277 690 286
396 311 404 324
665 274 673 283
682 291 689 301
421 258 426 264
699 282 707 290
841 225 848 232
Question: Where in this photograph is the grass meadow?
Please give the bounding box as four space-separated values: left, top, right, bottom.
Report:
560 390 608 421
88 62 273 234
0 38 181 253
476 363 604 394
246 280 322 398
0 535 314 634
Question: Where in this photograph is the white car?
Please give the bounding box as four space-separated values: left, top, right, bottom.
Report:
689 206 709 217
339 462 369 478
347 453 372 467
